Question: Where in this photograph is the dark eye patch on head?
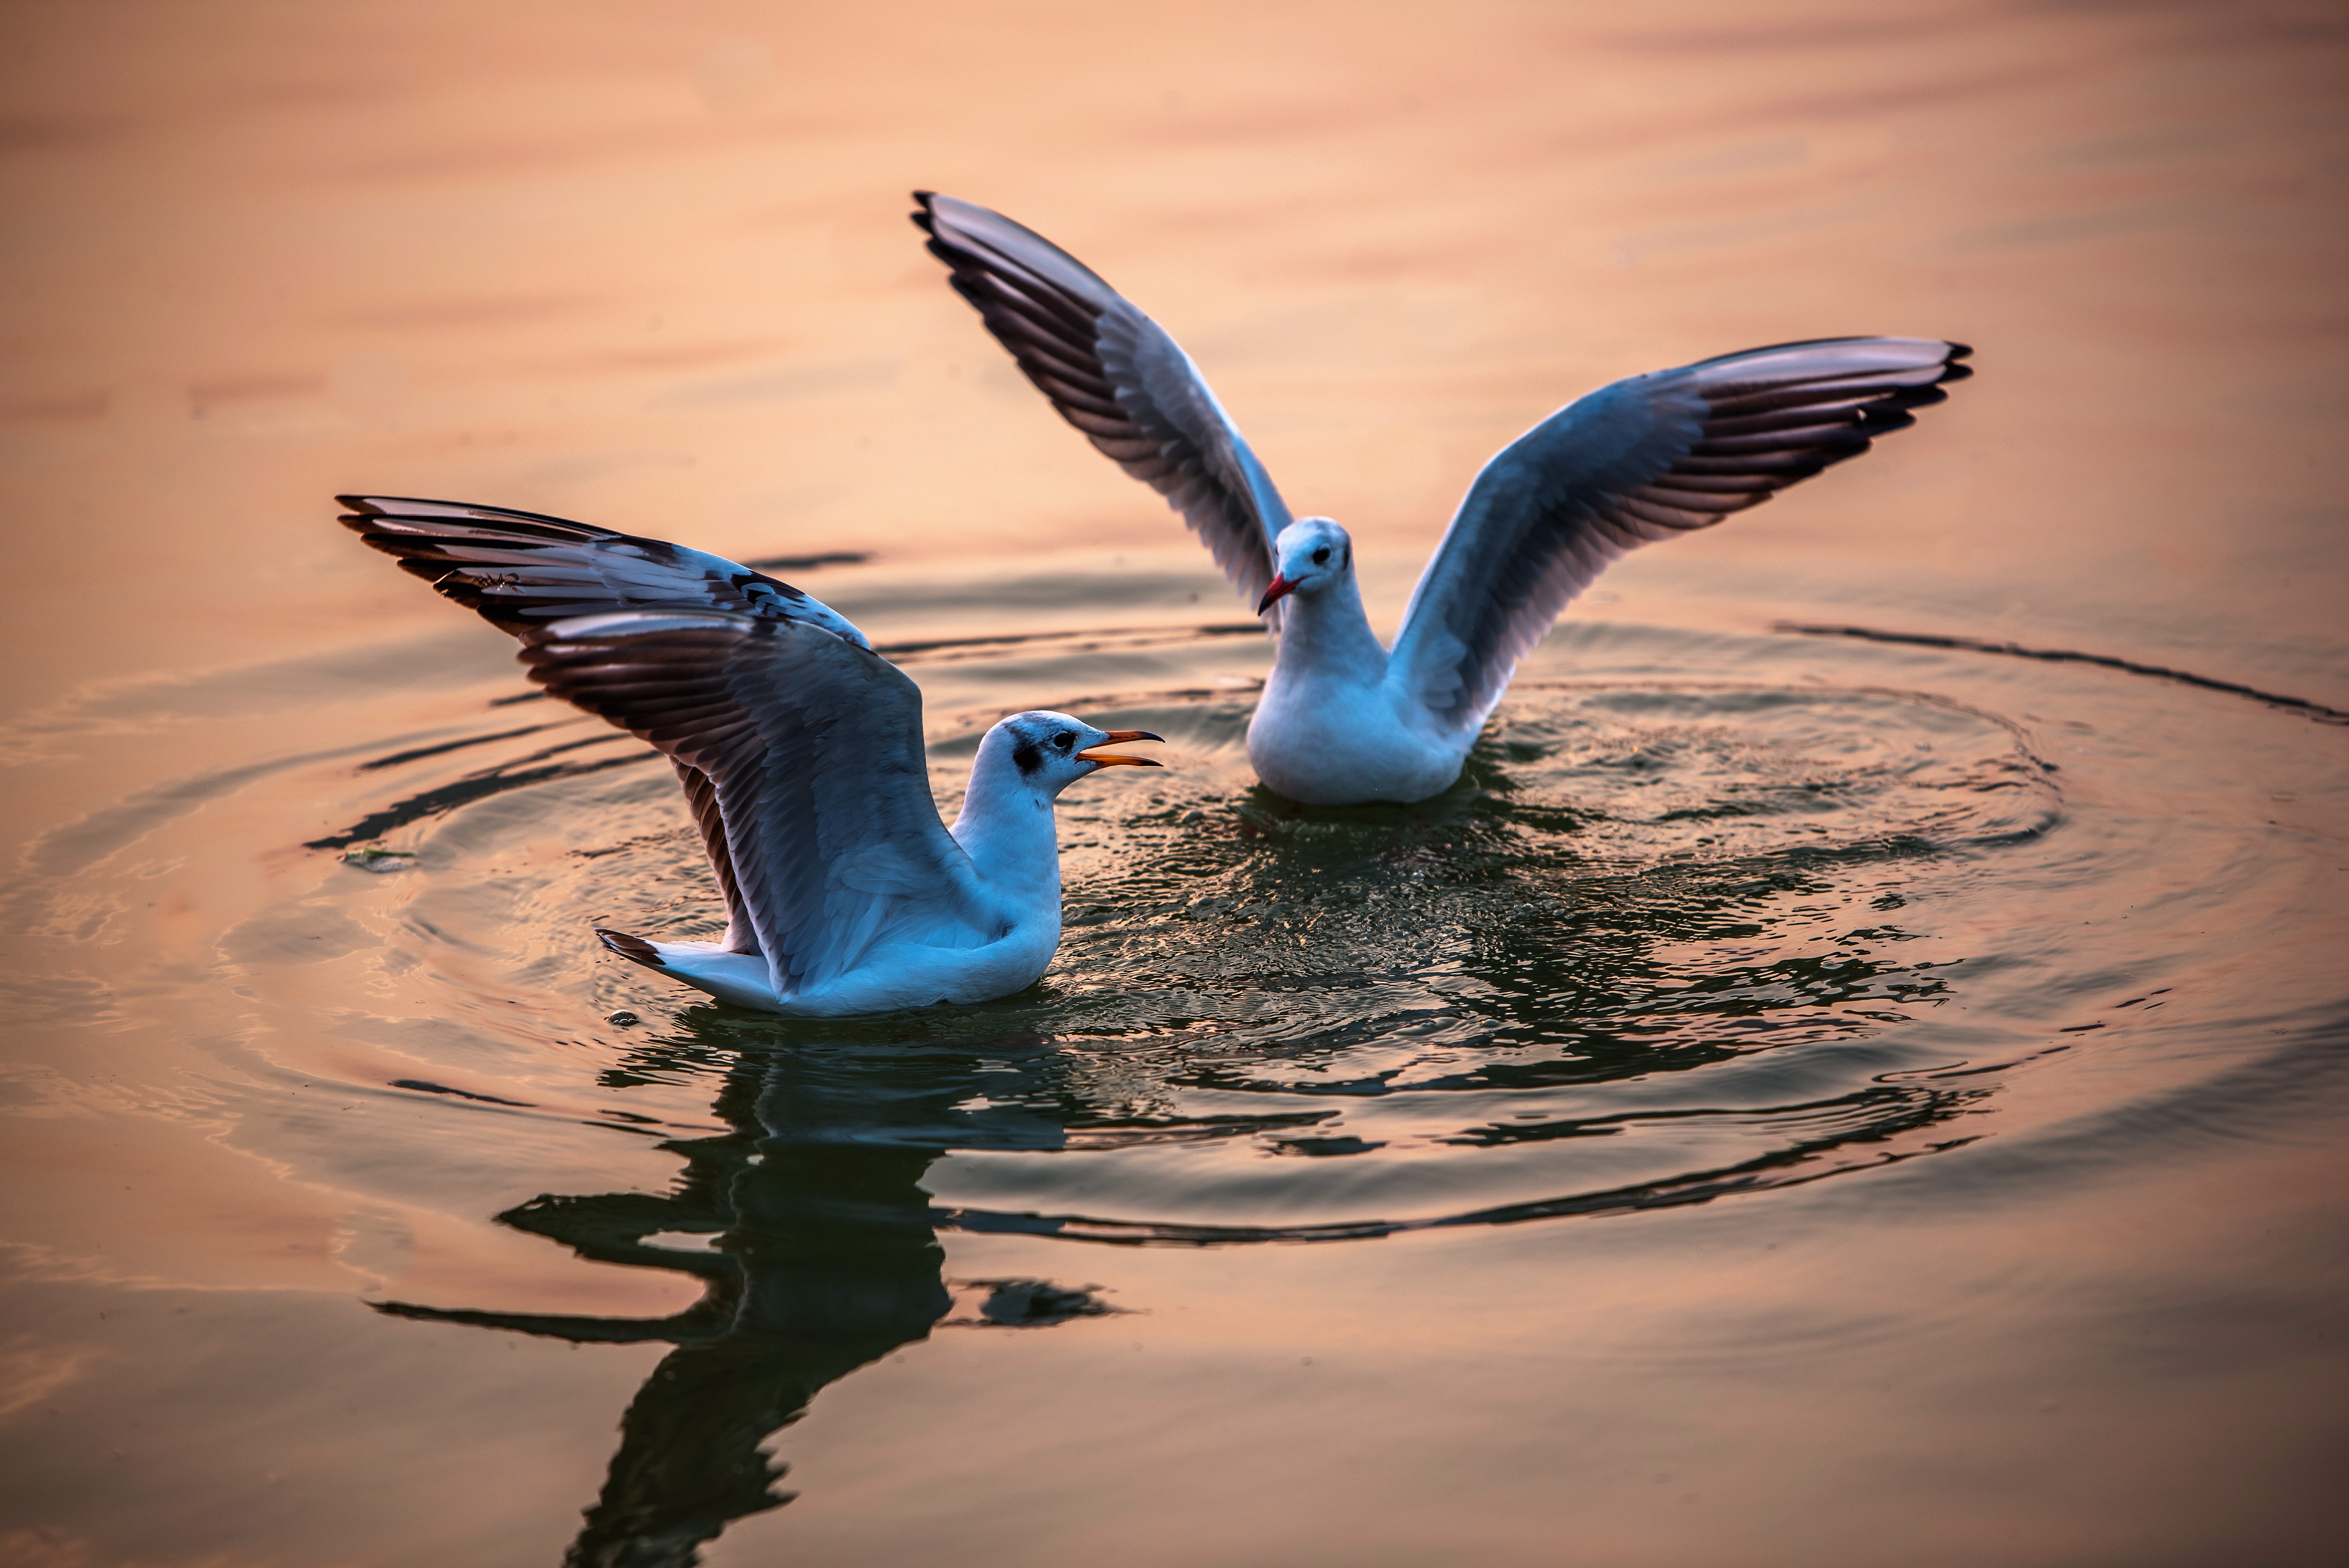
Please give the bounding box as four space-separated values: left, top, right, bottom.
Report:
1312 546 1331 564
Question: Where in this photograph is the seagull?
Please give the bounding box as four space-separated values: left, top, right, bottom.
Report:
337 496 1162 1016
913 192 1972 805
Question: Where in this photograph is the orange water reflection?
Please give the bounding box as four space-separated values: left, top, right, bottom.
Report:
2 2 2345 1564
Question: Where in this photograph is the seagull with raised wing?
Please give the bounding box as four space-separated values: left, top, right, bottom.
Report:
338 497 1161 1015
914 192 1972 805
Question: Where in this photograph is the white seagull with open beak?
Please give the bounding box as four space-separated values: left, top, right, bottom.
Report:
339 496 1160 1015
914 192 1971 805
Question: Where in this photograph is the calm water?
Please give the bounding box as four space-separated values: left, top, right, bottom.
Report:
4 3 2345 1565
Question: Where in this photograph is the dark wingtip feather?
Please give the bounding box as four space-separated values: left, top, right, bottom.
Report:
423 569 499 615
332 495 596 533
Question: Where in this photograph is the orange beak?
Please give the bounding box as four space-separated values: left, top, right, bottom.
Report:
1256 575 1298 614
1076 729 1164 769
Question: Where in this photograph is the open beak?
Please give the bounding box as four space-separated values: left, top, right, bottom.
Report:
1077 729 1164 769
1256 575 1298 615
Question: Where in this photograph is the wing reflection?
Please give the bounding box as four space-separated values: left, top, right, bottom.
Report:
374 1039 1114 1568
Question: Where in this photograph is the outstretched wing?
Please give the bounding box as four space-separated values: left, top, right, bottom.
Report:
1390 338 1972 736
339 495 872 957
913 192 1294 616
521 610 989 999
337 495 869 648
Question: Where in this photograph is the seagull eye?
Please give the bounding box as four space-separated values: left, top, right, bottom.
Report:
1312 547 1331 565
1053 732 1074 750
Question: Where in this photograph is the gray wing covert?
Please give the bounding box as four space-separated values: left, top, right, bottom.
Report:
913 192 1293 616
1390 337 1973 736
519 611 988 999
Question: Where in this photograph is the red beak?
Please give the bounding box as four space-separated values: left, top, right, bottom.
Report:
1256 575 1298 614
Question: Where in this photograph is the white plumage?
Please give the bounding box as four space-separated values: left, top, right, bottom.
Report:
339 497 1159 1014
916 192 1972 804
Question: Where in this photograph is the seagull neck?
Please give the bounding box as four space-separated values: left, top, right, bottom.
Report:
1278 574 1388 681
950 760 1063 904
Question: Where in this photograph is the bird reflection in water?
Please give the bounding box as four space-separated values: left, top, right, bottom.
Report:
374 1029 1119 1568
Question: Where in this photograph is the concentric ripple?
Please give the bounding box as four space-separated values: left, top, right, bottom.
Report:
307 645 2069 1245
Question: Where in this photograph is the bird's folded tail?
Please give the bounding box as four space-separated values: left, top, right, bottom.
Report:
594 928 666 969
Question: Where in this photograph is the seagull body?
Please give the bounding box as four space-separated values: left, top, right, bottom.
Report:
339 497 1159 1015
914 192 1973 805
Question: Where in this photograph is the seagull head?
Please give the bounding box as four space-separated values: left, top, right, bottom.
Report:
991 711 1164 798
1257 517 1353 614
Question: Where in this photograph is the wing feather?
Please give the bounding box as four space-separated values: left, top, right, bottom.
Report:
672 760 759 955
520 611 986 998
912 192 1293 617
1391 337 1972 735
337 495 869 649
337 496 878 962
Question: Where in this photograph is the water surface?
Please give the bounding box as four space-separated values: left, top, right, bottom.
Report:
2 3 2345 1564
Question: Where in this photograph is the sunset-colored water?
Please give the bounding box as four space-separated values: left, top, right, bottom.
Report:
3 2 2344 1564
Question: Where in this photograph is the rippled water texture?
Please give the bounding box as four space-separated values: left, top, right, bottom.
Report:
4 4 2345 1565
